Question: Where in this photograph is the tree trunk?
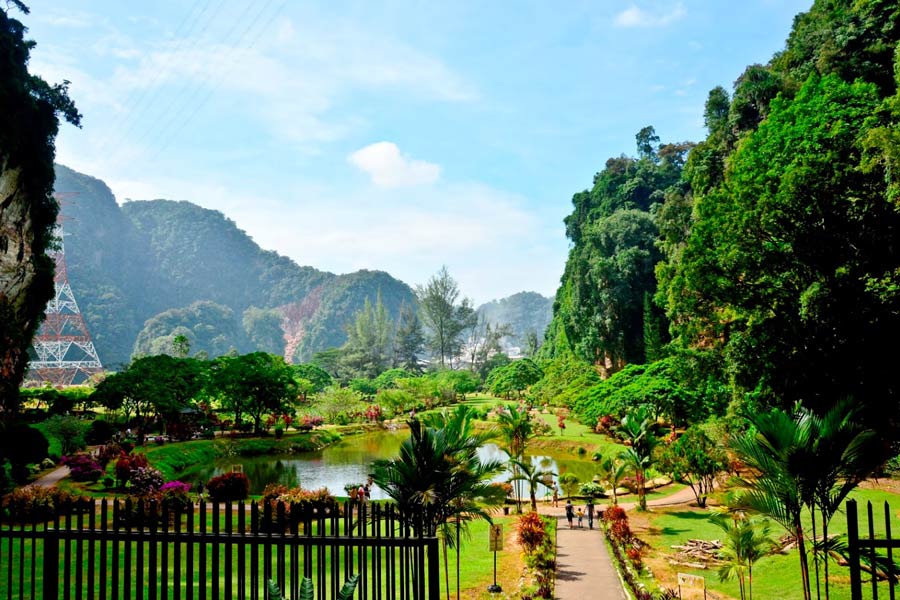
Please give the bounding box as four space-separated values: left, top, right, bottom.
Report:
796 521 812 600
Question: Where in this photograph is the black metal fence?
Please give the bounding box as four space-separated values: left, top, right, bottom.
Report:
847 498 899 600
0 498 440 600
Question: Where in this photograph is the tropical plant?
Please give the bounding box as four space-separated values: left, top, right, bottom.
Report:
267 574 359 600
661 425 728 508
728 401 877 600
617 406 658 510
710 514 775 600
599 455 628 505
496 404 534 512
373 406 504 600
510 458 556 512
558 473 579 499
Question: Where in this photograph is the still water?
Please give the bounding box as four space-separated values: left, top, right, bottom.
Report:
178 431 602 499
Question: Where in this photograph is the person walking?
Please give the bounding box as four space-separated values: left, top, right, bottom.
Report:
565 500 574 528
586 498 595 530
576 507 584 528
552 487 559 507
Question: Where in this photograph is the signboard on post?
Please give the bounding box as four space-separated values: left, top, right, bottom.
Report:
489 524 503 552
677 573 706 599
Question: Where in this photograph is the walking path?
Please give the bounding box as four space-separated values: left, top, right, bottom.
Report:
539 485 699 599
553 515 627 600
33 465 70 487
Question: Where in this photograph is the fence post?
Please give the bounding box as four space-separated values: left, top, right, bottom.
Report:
426 538 440 600
43 529 59 600
847 499 862 600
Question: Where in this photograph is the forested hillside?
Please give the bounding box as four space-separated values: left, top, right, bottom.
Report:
52 166 416 367
476 292 552 351
548 0 900 435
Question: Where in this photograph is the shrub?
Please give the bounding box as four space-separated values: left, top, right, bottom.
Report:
516 511 546 554
115 453 149 485
61 454 103 482
159 481 192 512
578 482 604 497
129 467 164 496
3 486 84 522
207 472 250 502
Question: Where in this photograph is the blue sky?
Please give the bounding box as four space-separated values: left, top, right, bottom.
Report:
25 0 811 304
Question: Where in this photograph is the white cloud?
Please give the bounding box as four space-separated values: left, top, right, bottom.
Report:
614 3 686 28
348 142 440 188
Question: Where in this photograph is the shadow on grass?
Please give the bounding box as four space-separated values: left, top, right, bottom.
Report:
660 511 713 536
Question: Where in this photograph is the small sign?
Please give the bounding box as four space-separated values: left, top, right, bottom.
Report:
677 573 705 588
489 524 503 552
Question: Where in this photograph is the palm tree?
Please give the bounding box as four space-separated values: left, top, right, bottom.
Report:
710 514 775 600
509 458 556 512
496 404 534 512
618 406 658 510
728 402 877 600
601 455 629 505
373 406 504 600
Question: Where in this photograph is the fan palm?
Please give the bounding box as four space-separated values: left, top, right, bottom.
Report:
710 514 775 600
373 406 504 600
728 401 877 600
496 404 534 512
509 458 556 512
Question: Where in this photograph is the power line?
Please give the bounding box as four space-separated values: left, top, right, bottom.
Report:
95 0 217 154
120 0 270 160
144 0 288 164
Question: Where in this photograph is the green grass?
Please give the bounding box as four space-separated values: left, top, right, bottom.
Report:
638 485 900 600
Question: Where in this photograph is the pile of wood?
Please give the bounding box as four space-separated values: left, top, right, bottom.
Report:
667 539 723 570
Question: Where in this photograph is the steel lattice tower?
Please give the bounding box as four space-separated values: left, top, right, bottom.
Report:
27 205 103 386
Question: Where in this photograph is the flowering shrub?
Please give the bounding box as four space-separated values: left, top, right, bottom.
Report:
115 452 149 486
130 467 164 495
518 514 556 599
3 486 85 522
207 472 250 502
97 443 125 466
364 405 383 422
626 547 644 570
159 480 192 512
257 486 337 531
61 453 103 482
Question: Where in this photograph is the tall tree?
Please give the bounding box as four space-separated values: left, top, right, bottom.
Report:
0 2 80 415
209 352 297 434
416 266 476 368
393 302 424 372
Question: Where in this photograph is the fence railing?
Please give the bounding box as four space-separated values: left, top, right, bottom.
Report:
846 498 899 600
0 498 440 600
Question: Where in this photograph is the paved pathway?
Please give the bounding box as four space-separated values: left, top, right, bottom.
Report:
537 485 699 599
553 515 627 600
33 465 70 487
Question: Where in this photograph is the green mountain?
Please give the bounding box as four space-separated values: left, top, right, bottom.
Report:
52 165 416 367
477 292 552 349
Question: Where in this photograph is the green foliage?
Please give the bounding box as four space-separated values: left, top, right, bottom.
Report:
339 292 394 379
416 266 476 368
571 357 705 428
133 301 241 359
242 307 284 355
373 368 414 390
710 515 776 600
19 386 94 414
267 574 359 600
209 352 297 433
0 5 81 411
312 385 365 424
660 425 728 508
0 422 49 483
43 415 88 456
527 356 599 408
558 473 579 498
486 359 543 398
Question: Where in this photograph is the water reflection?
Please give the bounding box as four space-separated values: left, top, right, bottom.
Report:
177 431 602 499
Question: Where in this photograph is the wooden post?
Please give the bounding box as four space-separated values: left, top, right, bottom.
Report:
847 499 862 600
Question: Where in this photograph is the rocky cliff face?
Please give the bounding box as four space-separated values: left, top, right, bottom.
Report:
0 161 56 413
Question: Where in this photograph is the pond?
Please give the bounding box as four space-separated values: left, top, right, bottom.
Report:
178 430 605 499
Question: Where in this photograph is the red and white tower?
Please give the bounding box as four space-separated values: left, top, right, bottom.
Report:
27 199 103 386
